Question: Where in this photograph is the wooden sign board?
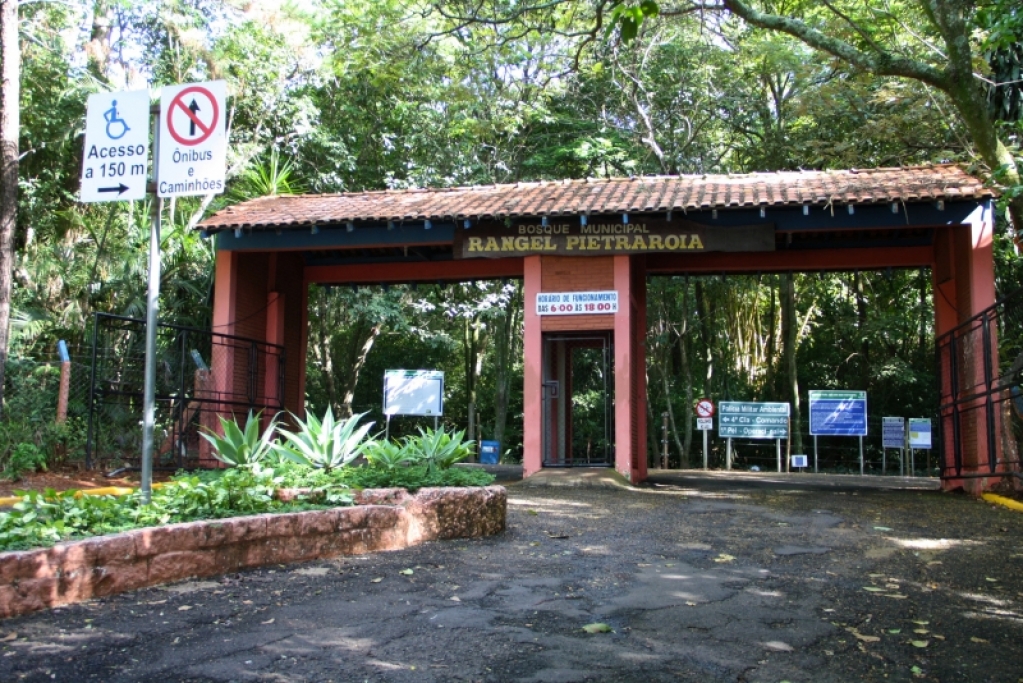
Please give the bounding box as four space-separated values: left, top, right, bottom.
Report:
453 218 774 258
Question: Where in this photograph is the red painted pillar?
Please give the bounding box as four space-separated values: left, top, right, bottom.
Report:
613 255 647 482
523 255 543 477
934 204 999 492
633 256 648 482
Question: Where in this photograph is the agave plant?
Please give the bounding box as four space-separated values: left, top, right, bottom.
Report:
362 439 413 471
405 427 474 471
199 411 279 468
273 408 374 473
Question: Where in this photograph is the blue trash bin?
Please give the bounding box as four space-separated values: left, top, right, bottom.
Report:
479 440 500 464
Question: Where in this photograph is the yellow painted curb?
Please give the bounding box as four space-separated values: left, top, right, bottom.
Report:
0 481 175 507
982 492 1023 513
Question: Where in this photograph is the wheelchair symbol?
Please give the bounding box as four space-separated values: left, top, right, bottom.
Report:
104 100 130 140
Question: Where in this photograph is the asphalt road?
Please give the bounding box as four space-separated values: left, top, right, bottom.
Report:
1 472 1021 682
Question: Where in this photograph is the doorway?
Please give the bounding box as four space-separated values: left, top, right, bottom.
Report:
542 332 614 467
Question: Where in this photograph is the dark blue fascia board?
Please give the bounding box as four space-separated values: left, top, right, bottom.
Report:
212 199 989 251
683 200 986 231
215 221 456 251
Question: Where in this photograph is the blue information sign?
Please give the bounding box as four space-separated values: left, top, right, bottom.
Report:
718 401 790 439
809 390 868 436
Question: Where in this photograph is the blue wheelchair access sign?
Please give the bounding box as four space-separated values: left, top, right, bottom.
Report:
809 390 868 436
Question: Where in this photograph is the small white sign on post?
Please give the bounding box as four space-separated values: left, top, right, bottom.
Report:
908 419 932 448
536 291 618 316
882 417 905 449
383 370 444 417
696 417 713 431
80 90 151 202
158 80 228 197
791 454 808 469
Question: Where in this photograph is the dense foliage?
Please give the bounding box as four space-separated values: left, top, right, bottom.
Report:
1 0 1020 477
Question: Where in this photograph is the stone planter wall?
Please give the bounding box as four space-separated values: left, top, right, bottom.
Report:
0 486 505 620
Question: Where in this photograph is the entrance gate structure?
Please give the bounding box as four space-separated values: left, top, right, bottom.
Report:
198 164 1005 491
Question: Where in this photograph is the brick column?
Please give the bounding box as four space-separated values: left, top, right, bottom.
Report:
523 256 543 477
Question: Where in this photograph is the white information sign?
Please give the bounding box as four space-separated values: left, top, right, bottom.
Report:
536 291 618 316
696 417 713 431
383 370 444 416
791 454 808 468
157 80 228 197
882 416 905 449
80 90 151 202
908 418 932 448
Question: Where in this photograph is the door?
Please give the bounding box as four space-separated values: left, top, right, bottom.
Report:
542 332 614 466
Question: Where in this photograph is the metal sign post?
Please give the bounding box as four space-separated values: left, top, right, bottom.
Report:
140 195 161 503
80 83 228 501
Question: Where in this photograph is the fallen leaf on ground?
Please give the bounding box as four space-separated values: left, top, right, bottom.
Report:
450 596 461 602
888 629 901 634
262 618 275 625
846 628 880 643
713 554 735 563
0 633 16 642
911 640 929 648
970 636 988 643
178 605 192 611
863 587 885 592
873 526 893 531
292 567 330 577
582 623 613 634
400 569 414 576
371 578 383 583
763 641 794 652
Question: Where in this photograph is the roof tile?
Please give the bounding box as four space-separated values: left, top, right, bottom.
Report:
199 164 995 230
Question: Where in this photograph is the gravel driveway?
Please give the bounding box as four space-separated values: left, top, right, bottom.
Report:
2 472 1021 682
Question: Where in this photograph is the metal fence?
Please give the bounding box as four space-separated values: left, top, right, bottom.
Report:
86 313 285 471
936 289 1023 482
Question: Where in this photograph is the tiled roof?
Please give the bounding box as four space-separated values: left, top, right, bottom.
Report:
199 164 995 230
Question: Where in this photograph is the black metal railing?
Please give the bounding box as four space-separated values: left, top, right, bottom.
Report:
86 313 285 470
936 289 1023 481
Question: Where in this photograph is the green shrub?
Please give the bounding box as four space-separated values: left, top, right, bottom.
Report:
199 410 279 468
2 443 47 480
404 426 474 471
362 439 413 470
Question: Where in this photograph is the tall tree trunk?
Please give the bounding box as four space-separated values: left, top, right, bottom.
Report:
853 272 870 391
0 0 19 418
492 283 521 450
781 273 803 454
463 315 486 444
311 291 339 414
679 280 693 466
764 275 778 395
694 280 714 395
338 321 381 419
918 268 928 364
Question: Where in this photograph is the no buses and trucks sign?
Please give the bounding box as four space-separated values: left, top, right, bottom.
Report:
157 80 228 197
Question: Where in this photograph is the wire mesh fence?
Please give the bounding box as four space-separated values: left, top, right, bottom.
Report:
1 355 93 474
